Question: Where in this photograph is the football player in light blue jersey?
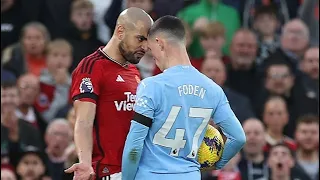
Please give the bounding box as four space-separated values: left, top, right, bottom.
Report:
122 15 246 180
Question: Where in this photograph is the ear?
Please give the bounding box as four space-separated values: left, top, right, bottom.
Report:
115 25 125 40
155 38 164 51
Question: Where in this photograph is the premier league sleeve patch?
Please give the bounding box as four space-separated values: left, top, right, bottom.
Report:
80 78 94 93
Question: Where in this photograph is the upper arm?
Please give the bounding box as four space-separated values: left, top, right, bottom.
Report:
211 87 238 125
211 87 244 140
134 79 158 121
74 100 96 124
70 59 102 104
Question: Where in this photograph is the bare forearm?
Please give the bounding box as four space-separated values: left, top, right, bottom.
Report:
74 119 93 165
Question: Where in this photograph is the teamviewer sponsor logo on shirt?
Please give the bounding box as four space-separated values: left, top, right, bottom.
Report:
114 92 136 111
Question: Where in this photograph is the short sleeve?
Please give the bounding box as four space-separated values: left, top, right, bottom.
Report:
134 79 157 120
211 87 238 125
70 59 102 104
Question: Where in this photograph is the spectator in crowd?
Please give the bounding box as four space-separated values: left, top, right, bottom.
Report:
1 0 20 53
126 0 157 19
16 146 47 180
2 22 50 78
253 5 281 66
88 0 113 43
225 29 259 103
262 96 296 152
201 57 255 122
44 119 73 180
203 153 242 180
1 167 16 180
243 0 301 29
1 81 43 166
177 0 240 57
1 69 16 83
238 118 269 180
261 19 310 75
16 74 47 138
199 22 231 64
67 0 103 72
39 0 73 39
298 46 319 100
34 39 72 123
294 115 319 180
255 62 318 137
1 0 42 52
299 47 319 82
267 143 311 180
299 0 319 46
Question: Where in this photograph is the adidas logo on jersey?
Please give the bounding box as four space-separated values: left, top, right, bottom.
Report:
116 75 125 82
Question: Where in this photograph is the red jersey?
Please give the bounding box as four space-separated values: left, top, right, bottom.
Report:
70 48 140 178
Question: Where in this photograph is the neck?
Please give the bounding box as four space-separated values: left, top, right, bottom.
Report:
46 148 64 160
103 37 126 65
230 59 252 71
271 174 290 180
296 148 319 162
19 105 29 115
262 35 275 43
164 45 191 70
27 53 43 59
267 129 283 142
246 152 264 163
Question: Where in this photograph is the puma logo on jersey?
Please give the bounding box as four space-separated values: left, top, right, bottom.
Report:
116 75 125 82
114 92 136 111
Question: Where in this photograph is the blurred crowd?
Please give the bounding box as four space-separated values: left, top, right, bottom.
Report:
0 0 319 180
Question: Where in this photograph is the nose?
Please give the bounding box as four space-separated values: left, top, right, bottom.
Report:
141 41 148 52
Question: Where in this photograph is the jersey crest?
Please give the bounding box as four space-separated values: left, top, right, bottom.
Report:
80 77 94 93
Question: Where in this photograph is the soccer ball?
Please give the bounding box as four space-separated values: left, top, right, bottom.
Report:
197 124 224 170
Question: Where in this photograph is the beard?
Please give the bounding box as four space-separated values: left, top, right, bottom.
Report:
119 41 141 64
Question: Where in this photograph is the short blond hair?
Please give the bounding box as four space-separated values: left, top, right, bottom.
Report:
71 0 93 12
46 39 73 55
199 22 225 38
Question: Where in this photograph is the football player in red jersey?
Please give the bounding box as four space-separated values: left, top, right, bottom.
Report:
64 7 153 180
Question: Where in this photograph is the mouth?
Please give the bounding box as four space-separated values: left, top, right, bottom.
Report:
277 163 283 170
136 51 145 56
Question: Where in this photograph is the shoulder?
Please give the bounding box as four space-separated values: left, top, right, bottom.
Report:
219 3 239 15
138 76 160 90
73 51 106 74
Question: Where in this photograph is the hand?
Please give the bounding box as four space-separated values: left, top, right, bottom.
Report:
65 162 95 180
54 68 69 85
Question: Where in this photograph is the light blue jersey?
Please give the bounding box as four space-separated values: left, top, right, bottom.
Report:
122 65 246 180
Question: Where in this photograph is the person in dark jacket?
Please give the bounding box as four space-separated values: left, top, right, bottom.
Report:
1 81 43 167
201 56 255 123
255 62 318 137
67 0 103 72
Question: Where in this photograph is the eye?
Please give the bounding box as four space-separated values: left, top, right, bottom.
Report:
137 37 144 42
